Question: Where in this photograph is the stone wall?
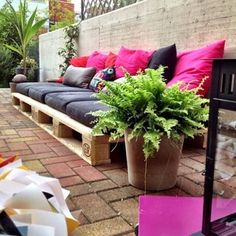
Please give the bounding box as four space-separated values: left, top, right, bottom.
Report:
39 0 236 81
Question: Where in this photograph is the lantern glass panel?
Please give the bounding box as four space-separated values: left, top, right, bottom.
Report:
211 108 236 235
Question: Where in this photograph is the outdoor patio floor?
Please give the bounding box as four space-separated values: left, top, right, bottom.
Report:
0 88 207 235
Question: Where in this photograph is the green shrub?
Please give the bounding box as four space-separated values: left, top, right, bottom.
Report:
0 45 14 87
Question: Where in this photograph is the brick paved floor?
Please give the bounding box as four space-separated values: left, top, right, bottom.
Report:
0 89 207 235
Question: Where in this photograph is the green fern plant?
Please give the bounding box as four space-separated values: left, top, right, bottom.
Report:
92 67 209 159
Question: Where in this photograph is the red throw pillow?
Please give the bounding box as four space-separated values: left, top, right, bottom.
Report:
105 52 118 68
70 56 88 67
56 76 64 83
86 51 108 72
167 40 225 97
115 47 153 78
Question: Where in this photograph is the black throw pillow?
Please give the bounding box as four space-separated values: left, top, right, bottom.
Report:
63 66 96 88
148 44 177 82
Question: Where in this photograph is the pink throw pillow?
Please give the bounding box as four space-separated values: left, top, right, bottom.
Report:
86 51 107 72
167 40 225 97
115 47 153 78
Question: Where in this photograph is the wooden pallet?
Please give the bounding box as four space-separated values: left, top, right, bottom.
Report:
12 92 122 166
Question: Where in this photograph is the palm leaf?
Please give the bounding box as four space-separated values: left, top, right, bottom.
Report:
24 18 47 46
4 44 23 56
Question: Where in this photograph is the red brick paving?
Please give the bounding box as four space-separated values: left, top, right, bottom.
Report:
29 143 52 154
40 155 79 165
50 145 75 156
17 130 35 137
0 89 212 235
45 163 76 178
7 141 29 151
59 175 84 187
74 166 107 182
66 159 89 168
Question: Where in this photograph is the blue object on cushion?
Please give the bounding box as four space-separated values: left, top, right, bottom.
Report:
66 100 109 128
16 82 63 96
45 92 98 113
28 85 91 103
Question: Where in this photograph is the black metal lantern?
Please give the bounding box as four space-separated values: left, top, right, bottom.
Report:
201 59 236 235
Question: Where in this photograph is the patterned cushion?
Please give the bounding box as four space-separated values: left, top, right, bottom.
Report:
89 67 116 92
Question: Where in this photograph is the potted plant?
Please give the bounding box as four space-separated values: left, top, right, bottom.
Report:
16 57 39 81
92 67 209 191
0 0 47 75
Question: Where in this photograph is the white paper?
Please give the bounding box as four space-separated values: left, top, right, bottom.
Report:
5 168 36 184
0 179 27 202
14 209 67 236
26 175 73 219
0 159 22 176
13 221 55 236
4 184 52 211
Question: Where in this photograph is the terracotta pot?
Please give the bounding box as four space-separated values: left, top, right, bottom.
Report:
15 68 39 82
124 129 184 191
9 82 17 93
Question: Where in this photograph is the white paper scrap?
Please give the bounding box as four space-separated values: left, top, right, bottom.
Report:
15 209 67 236
0 159 22 176
4 184 52 211
18 224 55 236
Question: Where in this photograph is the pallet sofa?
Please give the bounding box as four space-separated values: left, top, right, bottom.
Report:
11 81 114 166
11 40 225 165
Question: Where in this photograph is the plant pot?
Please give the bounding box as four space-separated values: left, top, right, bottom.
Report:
124 129 184 191
15 68 38 82
9 82 17 92
15 67 25 75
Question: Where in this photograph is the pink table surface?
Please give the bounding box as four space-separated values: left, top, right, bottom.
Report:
139 196 236 236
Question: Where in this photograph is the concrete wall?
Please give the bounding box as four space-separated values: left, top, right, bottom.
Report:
39 0 236 81
39 28 65 81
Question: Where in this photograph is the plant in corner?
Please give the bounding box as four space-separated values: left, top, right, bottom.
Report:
58 23 80 76
0 0 47 75
92 67 209 191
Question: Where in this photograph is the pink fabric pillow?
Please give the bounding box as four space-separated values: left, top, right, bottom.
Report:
86 51 108 72
167 40 225 97
115 47 153 78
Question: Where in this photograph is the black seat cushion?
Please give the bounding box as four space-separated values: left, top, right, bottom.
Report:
45 92 98 113
28 85 91 103
16 82 63 96
66 100 110 128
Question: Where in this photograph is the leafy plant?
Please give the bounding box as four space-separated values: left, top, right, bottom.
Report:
92 67 209 159
0 45 14 87
58 23 80 76
0 2 21 80
19 57 38 69
0 0 47 75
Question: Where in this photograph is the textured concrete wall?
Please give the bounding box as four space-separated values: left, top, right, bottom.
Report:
39 0 236 81
39 28 65 81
